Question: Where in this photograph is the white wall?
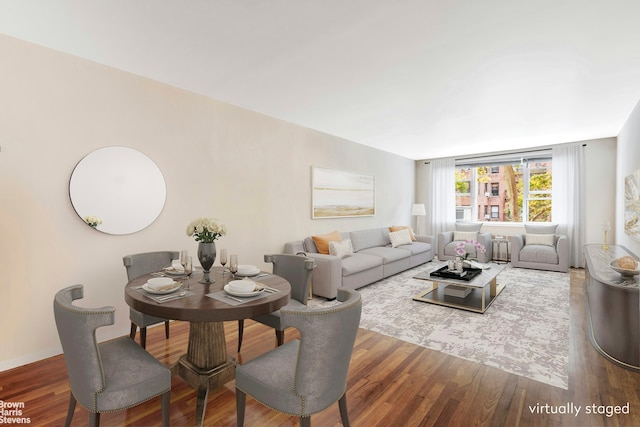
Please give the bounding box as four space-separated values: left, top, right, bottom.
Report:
0 35 415 370
415 138 618 248
616 99 640 256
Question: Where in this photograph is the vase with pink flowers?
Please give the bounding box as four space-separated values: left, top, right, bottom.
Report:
455 239 486 269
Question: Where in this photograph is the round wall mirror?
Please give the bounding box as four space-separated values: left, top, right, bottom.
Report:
69 146 167 235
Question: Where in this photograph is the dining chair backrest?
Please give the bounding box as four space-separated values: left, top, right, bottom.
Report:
283 288 361 414
53 284 113 410
123 251 179 280
264 254 315 305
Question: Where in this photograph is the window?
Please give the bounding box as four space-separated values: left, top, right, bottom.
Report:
454 152 552 223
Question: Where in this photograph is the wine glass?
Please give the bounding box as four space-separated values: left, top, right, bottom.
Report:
180 250 189 273
229 255 238 279
183 256 193 289
220 249 228 275
180 250 190 288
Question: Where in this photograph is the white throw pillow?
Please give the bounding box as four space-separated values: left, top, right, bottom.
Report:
329 239 354 258
453 231 478 242
525 233 555 246
389 229 413 247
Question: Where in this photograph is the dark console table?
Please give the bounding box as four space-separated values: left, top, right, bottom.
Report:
583 245 639 371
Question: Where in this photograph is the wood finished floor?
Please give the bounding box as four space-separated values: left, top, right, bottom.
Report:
1 268 639 426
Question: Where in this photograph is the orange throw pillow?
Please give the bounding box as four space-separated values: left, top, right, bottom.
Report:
389 225 416 241
312 230 342 254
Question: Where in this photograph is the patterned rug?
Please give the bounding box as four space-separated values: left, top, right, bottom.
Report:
310 264 570 389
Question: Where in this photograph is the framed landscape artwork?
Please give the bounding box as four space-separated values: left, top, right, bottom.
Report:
312 167 375 218
624 168 640 241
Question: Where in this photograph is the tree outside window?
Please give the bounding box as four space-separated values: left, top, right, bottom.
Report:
455 160 552 223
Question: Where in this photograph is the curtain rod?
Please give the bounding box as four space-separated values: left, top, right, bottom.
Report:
422 142 587 165
456 148 551 163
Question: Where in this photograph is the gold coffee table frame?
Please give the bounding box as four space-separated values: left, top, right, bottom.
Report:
413 262 506 313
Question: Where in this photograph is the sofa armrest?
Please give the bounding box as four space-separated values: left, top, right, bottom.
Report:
477 232 493 263
509 235 524 260
415 234 433 244
437 231 454 258
556 235 570 271
303 253 342 300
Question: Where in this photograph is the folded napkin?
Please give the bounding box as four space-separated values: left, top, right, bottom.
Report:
149 282 181 292
164 259 184 272
206 290 268 305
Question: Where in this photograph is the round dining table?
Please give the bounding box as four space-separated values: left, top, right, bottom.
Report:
124 266 290 427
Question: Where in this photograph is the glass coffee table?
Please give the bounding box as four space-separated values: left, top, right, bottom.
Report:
413 262 506 313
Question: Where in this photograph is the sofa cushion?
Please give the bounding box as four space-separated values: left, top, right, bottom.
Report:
329 239 354 258
359 246 410 264
456 222 482 232
350 229 389 252
524 223 558 234
401 241 431 255
389 225 416 241
311 230 342 254
518 244 559 264
453 231 478 242
341 253 383 276
389 229 413 247
525 233 555 246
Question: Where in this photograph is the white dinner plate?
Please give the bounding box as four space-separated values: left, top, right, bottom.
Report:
224 284 264 297
142 282 182 295
235 265 261 276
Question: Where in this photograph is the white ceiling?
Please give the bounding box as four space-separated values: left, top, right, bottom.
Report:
2 1 640 160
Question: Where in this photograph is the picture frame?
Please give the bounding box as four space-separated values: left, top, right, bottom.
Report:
312 167 375 219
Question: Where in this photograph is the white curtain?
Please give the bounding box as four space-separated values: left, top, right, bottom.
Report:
552 144 585 267
428 157 456 254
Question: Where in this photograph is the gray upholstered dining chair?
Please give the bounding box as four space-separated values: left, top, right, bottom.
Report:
235 287 362 427
236 253 315 352
123 251 179 348
53 284 171 427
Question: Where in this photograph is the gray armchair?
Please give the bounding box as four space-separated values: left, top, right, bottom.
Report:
235 288 362 427
237 253 315 352
123 251 179 348
437 222 493 263
509 224 569 272
53 284 171 427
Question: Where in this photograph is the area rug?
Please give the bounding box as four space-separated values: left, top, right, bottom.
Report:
310 264 570 389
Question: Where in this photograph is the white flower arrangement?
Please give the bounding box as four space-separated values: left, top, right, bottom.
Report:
186 217 227 243
83 216 103 228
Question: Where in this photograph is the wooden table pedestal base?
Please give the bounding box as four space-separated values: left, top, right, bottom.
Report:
171 321 236 426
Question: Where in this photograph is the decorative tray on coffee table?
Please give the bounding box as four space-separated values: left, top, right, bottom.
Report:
430 266 482 281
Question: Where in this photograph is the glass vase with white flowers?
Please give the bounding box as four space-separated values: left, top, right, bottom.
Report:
186 217 227 283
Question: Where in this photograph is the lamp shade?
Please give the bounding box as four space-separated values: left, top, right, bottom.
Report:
411 204 426 216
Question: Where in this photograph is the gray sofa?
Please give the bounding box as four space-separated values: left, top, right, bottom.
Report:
284 227 433 299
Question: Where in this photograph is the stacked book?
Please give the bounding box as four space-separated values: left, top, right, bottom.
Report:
443 285 472 298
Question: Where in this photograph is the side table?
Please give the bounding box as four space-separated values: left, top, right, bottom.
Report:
492 237 510 263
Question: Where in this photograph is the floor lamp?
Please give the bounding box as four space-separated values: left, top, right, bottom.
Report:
412 204 426 236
